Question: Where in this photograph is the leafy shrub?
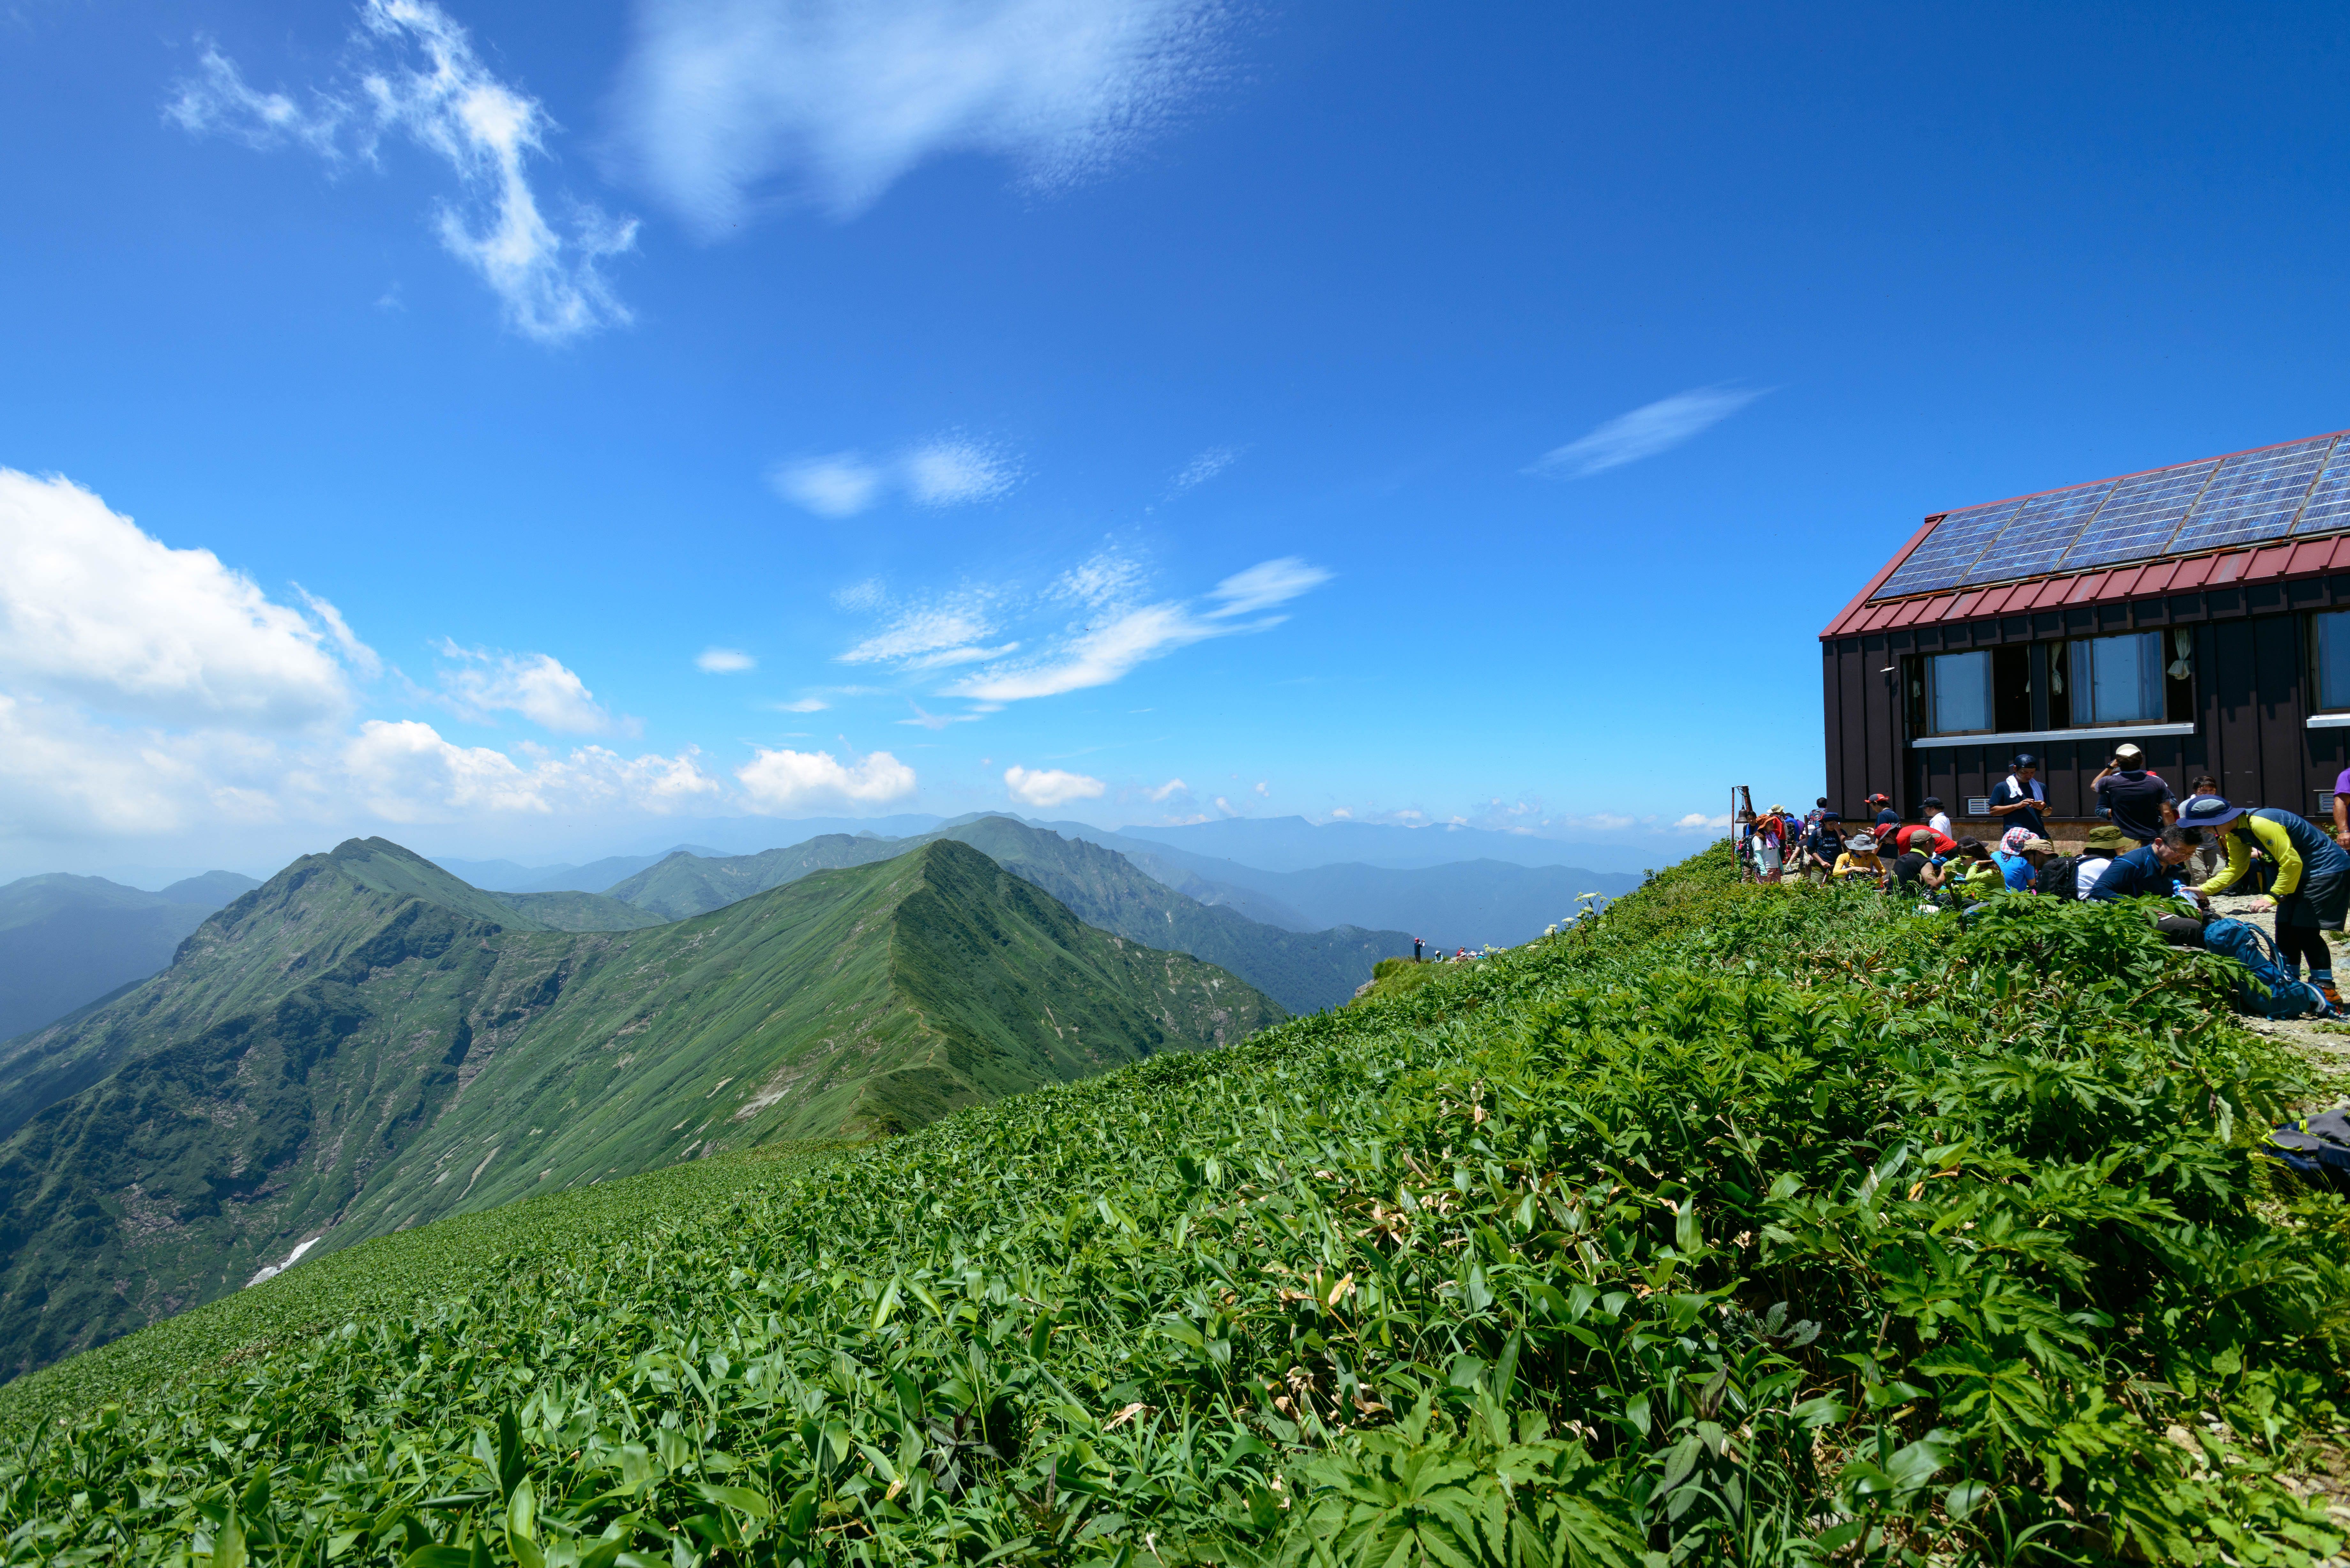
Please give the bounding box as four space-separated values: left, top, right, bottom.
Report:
3 845 2344 1567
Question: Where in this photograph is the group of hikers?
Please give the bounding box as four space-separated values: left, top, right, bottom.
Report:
1738 743 2350 1011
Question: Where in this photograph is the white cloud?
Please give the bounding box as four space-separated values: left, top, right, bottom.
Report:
1145 777 1187 802
737 746 917 812
1213 795 1237 816
1530 386 1765 478
1673 812 1733 830
0 470 355 727
344 719 719 821
898 703 981 729
904 438 1019 506
1328 806 1352 819
773 696 829 712
436 644 615 733
1207 556 1330 618
771 453 884 517
611 0 1231 235
696 647 756 672
947 600 1222 702
1004 764 1104 808
1173 445 1239 491
841 597 1001 664
1252 780 1267 796
293 586 383 679
1056 549 1145 610
169 0 635 343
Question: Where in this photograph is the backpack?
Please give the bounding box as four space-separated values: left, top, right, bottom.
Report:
2268 1105 2350 1194
2201 917 2330 1019
2032 855 2081 899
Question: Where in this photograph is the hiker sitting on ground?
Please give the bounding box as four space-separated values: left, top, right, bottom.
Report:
2181 794 2350 1007
1946 838 2003 904
1893 822 1958 859
2087 825 2204 902
1993 827 2058 891
1832 833 1884 885
1886 835 1947 896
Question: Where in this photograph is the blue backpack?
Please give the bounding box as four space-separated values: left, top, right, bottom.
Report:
2202 916 2329 1019
2269 1106 2350 1193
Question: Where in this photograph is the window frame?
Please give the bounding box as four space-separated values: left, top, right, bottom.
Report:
2312 610 2350 714
1920 648 1995 736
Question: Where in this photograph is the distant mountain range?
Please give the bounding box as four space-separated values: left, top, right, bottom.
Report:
600 817 1411 1012
0 836 1277 1380
0 871 262 1043
1119 815 1660 873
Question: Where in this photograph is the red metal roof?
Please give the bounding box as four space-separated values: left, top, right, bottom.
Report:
1819 531 2350 640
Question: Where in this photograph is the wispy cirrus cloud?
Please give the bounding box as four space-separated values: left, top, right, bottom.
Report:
1528 386 1765 478
696 647 755 673
610 0 1235 236
1172 445 1240 492
168 0 636 343
770 437 1020 518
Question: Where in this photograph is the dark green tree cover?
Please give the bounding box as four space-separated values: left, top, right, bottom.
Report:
604 817 1407 1013
487 893 668 933
5 845 2342 1563
0 838 1275 1384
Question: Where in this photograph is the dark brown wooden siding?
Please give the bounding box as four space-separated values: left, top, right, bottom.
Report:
1821 574 2350 824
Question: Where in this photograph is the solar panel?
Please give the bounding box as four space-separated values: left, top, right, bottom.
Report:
1869 499 2024 599
2289 436 2350 538
2162 436 2335 556
1961 479 2116 585
2054 458 2220 573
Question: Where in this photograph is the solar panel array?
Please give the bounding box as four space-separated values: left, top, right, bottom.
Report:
1869 431 2350 601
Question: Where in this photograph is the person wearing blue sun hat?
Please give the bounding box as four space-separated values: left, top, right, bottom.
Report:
2185 793 2350 1006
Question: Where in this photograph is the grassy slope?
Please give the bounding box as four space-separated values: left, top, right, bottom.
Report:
10 845 2345 1564
488 891 669 932
608 816 1408 1013
0 839 1277 1384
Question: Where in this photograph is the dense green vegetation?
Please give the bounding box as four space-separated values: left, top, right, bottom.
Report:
605 816 1409 1012
9 843 2342 1564
487 893 668 933
0 838 1275 1383
0 871 259 1046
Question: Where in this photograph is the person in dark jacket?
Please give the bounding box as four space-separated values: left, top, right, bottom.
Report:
2087 825 2205 902
2184 794 2350 1005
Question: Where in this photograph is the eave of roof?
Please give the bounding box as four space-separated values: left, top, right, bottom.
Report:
1818 531 2350 640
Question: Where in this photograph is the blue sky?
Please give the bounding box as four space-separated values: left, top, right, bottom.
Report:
6 0 2350 878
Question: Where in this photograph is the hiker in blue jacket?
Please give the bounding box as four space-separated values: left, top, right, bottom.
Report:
2086 825 2205 903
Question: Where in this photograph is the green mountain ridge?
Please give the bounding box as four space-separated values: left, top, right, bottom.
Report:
0 835 1277 1381
488 889 669 931
604 815 1408 1011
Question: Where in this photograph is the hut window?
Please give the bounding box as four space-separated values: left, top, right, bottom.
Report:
1924 650 1992 734
2064 631 2166 725
2316 612 2350 711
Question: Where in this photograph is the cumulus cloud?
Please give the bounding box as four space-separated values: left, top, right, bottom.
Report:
0 470 356 727
1673 812 1733 830
344 719 720 821
696 647 756 672
737 745 917 812
611 0 1232 235
436 644 616 733
1529 386 1765 478
1004 764 1103 808
770 454 883 517
169 0 636 343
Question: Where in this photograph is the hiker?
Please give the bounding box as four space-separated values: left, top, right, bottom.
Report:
2052 823 2130 899
1945 837 2004 904
1993 827 2057 891
1413 937 1423 961
2182 795 2350 1006
2087 824 2206 902
2091 743 2177 846
1833 832 1884 885
2184 776 2225 879
2336 763 2350 851
1751 805 1788 883
1798 811 1845 880
1988 753 2049 837
1864 791 1898 827
1923 795 1952 838
1886 834 1950 897
1892 822 1958 858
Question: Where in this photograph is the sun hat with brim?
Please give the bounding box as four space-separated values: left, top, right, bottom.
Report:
2081 825 2129 852
2178 795 2247 831
2019 836 2056 855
